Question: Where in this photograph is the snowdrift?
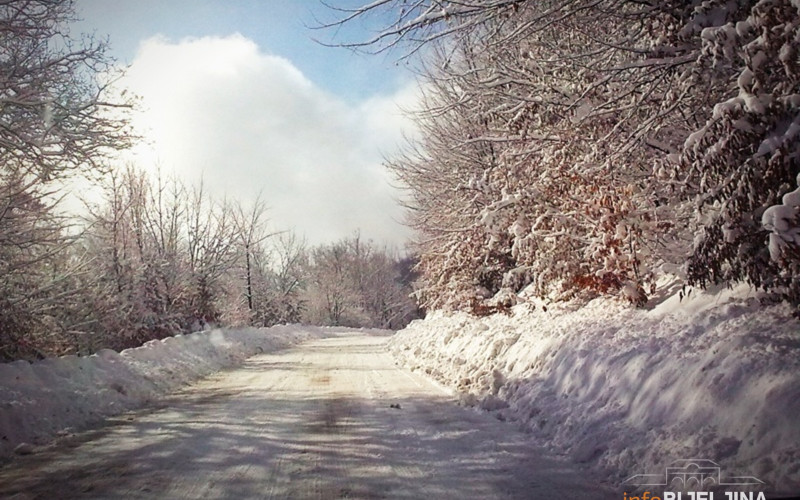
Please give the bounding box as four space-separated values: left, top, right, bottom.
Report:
389 284 800 494
0 325 329 461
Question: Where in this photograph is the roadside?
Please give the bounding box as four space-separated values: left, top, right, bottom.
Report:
0 325 336 461
389 283 800 496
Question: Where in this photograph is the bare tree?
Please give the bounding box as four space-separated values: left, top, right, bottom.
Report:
249 231 308 326
0 0 133 181
80 167 189 348
185 181 240 325
314 0 524 57
0 176 79 358
0 0 133 360
305 240 356 326
232 194 271 314
302 234 419 328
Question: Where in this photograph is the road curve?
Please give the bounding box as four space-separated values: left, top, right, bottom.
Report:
0 331 617 499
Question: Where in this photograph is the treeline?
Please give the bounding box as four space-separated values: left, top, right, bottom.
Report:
2 165 419 361
0 1 418 361
332 0 800 313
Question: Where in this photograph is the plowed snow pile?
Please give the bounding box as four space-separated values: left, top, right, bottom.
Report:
0 325 330 460
389 283 800 494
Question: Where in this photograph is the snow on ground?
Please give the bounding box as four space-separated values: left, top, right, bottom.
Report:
388 281 800 495
0 325 335 461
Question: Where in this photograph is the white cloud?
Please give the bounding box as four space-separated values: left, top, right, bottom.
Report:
122 34 417 247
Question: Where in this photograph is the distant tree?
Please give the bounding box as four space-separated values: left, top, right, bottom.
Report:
359 247 421 329
185 182 240 325
305 240 358 326
82 167 190 349
302 234 419 328
82 167 271 347
251 232 308 326
232 194 271 315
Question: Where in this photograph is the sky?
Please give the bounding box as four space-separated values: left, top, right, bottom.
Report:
71 0 419 247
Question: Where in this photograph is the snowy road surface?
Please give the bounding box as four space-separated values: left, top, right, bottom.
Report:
0 331 617 499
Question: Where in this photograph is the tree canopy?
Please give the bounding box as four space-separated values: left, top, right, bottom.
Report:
326 0 800 314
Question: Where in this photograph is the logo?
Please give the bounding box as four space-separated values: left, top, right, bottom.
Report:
624 459 764 489
622 459 766 500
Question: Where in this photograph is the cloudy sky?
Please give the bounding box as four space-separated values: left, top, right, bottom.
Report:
72 0 418 247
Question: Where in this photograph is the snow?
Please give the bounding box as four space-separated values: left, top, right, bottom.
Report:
0 333 618 498
3 289 798 494
743 93 767 114
388 283 800 494
763 175 800 260
0 325 333 461
750 51 768 71
738 68 754 90
685 125 710 150
736 20 753 37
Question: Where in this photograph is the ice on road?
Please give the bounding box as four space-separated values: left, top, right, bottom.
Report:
0 331 616 499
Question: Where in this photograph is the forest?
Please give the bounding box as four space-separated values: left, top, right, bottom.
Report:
328 0 800 314
0 1 418 361
2 0 799 360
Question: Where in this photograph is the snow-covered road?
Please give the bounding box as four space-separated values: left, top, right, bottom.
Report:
0 331 616 499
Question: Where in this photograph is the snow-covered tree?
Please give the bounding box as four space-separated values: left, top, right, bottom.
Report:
0 0 132 359
82 168 191 348
678 0 800 310
330 0 800 314
248 232 308 326
0 0 133 181
185 182 240 325
762 173 800 305
81 167 256 350
302 235 419 328
377 2 681 311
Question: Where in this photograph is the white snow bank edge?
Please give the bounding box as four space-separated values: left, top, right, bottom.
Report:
0 324 341 461
389 287 800 494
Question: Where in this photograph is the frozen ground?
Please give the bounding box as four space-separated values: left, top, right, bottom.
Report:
389 281 800 496
0 325 332 461
0 333 616 499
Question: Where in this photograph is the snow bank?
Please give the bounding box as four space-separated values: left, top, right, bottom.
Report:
0 325 331 461
389 284 800 494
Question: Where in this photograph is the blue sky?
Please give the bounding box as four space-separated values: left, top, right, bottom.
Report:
74 0 409 102
72 0 418 247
